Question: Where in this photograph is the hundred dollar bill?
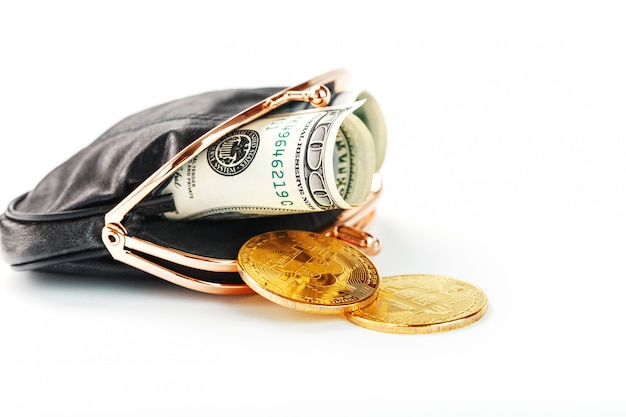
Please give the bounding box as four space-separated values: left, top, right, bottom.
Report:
332 91 386 171
159 100 379 221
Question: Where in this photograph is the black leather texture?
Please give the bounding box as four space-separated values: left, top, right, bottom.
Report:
0 86 344 285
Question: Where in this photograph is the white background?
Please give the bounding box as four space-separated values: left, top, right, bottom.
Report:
1 1 625 416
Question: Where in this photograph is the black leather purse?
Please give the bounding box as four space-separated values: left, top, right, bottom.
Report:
0 69 383 295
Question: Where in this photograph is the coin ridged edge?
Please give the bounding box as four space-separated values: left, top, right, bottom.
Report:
237 230 381 314
238 264 378 314
344 274 489 334
345 301 488 334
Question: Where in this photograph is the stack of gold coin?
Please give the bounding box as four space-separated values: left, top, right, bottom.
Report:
237 231 488 333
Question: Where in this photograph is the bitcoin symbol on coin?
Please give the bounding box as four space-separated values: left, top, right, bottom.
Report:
345 274 488 333
237 230 380 314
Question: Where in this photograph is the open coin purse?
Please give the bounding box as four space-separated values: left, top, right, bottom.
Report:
0 69 384 295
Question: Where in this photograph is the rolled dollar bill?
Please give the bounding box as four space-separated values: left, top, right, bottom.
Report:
159 98 383 221
332 91 387 171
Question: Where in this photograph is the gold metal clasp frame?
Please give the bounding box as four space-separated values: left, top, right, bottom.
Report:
102 69 381 295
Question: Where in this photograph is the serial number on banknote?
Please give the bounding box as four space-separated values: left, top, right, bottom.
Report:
267 117 301 207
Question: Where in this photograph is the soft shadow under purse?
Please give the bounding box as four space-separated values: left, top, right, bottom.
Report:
0 69 383 295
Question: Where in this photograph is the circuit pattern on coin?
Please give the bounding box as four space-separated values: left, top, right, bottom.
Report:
345 274 488 333
237 230 380 314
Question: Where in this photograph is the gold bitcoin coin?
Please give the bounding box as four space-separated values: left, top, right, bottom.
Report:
237 230 380 314
345 274 488 334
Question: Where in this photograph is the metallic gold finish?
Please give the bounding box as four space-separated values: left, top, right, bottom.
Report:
345 274 488 334
102 224 252 295
262 85 331 109
100 69 383 295
326 225 380 256
322 173 382 256
237 230 380 314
